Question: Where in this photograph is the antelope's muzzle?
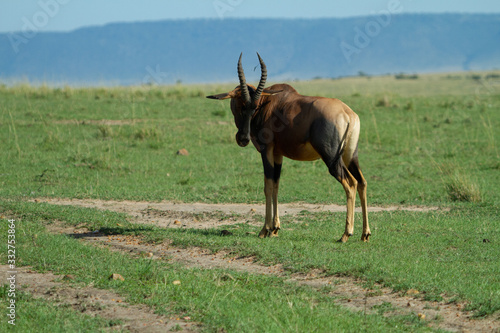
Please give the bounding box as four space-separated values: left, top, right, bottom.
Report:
236 131 250 147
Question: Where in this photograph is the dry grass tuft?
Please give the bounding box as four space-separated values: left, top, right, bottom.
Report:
445 171 482 202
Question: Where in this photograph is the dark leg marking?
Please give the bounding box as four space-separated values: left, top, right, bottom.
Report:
262 150 282 182
261 152 274 180
274 162 282 182
347 147 364 184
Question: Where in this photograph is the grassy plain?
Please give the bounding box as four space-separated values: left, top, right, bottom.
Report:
1 73 499 205
1 72 499 331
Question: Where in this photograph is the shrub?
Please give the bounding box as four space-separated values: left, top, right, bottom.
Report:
376 96 390 107
134 127 160 140
97 125 113 139
395 73 419 80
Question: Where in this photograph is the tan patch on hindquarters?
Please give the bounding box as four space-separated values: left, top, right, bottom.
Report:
341 115 360 167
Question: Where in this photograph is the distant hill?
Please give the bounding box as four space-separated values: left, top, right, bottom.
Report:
0 14 499 85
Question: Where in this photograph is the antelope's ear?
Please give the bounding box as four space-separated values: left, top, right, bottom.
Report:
206 92 232 100
261 89 283 96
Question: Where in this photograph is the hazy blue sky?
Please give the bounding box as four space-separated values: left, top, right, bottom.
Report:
1 0 500 33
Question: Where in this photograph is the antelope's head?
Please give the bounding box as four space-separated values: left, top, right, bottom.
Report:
207 53 268 147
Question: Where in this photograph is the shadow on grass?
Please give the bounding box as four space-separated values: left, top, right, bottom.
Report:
64 225 156 240
64 224 245 243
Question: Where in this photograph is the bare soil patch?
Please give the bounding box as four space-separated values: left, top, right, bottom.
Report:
1 264 196 332
34 198 446 230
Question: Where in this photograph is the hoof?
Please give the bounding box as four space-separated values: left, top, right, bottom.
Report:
259 228 270 238
338 233 352 243
259 228 280 238
361 233 371 242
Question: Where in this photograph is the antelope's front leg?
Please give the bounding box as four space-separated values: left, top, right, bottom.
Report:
259 149 281 238
259 177 274 238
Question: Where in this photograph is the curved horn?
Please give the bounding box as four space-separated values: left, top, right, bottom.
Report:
253 52 267 103
237 53 251 104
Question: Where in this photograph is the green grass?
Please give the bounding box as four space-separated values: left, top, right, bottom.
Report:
0 74 499 328
1 77 499 206
0 212 435 332
0 286 118 332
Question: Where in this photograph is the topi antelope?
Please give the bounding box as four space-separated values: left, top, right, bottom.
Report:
207 53 371 242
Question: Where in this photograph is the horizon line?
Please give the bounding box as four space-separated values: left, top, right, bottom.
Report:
1 11 499 34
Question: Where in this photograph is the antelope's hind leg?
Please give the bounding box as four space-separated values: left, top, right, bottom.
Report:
271 156 282 236
348 156 371 242
310 119 358 242
337 167 358 243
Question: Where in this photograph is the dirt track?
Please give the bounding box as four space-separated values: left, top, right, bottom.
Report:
35 197 444 215
33 198 446 230
18 198 498 332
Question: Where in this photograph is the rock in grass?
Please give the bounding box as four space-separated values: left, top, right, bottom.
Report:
62 274 75 281
176 148 189 156
109 273 125 281
406 289 419 295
